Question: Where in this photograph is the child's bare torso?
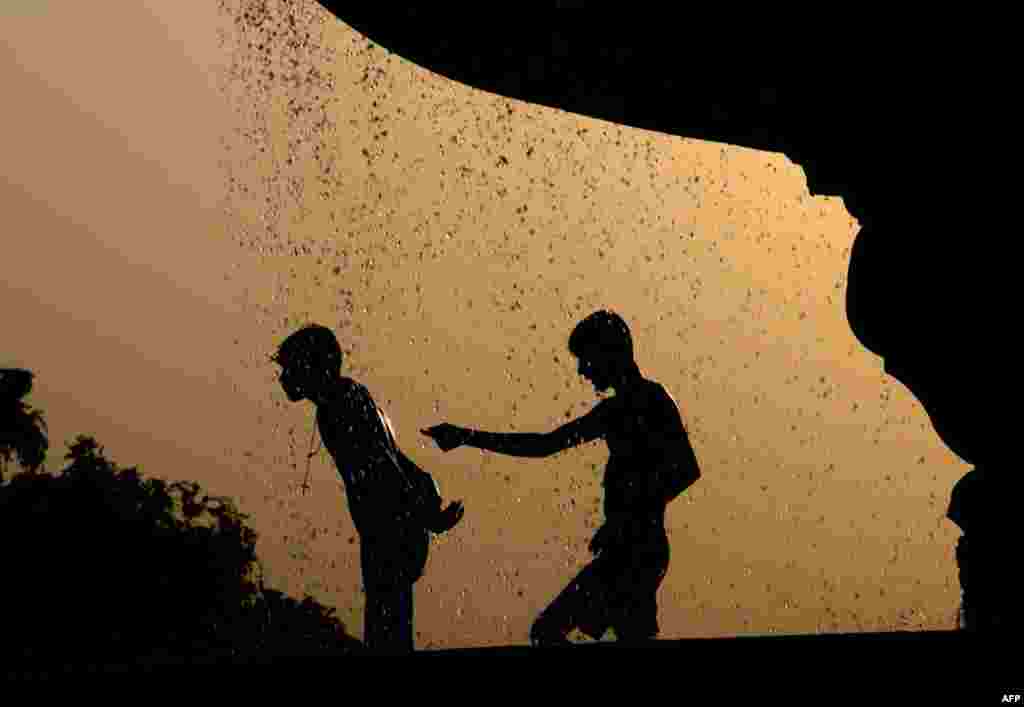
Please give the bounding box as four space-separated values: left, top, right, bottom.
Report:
600 378 687 524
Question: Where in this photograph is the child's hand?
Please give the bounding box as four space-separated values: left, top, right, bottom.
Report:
421 423 468 452
428 500 465 533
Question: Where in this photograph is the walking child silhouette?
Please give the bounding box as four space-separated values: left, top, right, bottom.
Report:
272 324 464 653
423 310 701 645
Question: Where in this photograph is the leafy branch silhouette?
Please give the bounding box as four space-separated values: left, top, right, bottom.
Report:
1 368 48 481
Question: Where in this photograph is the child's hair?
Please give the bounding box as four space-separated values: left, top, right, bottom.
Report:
272 324 343 376
568 310 634 363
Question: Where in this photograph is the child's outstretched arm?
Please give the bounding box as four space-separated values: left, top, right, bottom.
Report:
421 398 612 458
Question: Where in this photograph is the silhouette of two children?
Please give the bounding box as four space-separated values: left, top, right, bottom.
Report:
274 311 701 651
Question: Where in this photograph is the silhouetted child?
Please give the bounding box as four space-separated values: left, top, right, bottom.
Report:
272 324 464 654
423 310 700 645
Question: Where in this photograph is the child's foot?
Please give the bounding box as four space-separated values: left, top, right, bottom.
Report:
529 623 572 647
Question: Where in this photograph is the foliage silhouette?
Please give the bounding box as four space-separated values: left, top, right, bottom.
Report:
1 374 362 665
1 368 48 481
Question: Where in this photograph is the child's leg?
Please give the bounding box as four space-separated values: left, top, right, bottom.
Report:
363 582 414 653
605 571 664 642
609 534 668 643
362 557 413 651
361 539 415 654
371 581 416 653
611 610 660 643
364 585 383 649
388 580 414 652
530 562 609 645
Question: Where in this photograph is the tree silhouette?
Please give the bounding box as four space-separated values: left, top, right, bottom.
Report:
0 368 48 481
1 371 361 667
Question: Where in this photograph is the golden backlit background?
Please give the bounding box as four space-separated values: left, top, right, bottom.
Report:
1 1 967 649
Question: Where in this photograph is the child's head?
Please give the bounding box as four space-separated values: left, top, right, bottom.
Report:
568 310 636 391
272 325 343 403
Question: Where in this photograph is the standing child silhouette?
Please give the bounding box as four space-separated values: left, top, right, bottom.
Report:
422 310 700 645
272 325 464 654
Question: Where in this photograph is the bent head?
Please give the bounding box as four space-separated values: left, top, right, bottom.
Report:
569 310 637 392
271 325 343 403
